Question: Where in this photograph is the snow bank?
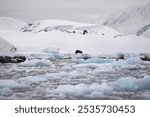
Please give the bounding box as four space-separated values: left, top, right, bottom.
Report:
0 36 16 54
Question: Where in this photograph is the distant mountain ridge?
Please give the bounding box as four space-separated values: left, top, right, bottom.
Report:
0 17 27 31
21 19 120 37
101 4 150 38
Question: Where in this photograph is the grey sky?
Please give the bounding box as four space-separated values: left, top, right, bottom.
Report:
0 0 149 23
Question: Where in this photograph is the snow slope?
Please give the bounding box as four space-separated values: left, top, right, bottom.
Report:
101 4 150 38
0 36 16 56
0 17 27 31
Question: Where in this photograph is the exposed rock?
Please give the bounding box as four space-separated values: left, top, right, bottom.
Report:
75 50 83 54
0 36 26 63
116 53 124 61
0 55 26 63
139 54 150 61
83 30 88 35
137 24 150 36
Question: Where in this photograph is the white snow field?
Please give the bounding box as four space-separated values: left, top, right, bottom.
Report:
0 36 17 56
0 18 150 99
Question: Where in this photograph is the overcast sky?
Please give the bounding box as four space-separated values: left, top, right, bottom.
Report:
0 0 149 23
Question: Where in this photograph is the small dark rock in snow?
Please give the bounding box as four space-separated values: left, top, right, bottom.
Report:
140 55 150 61
83 30 88 35
116 53 124 61
75 50 83 54
28 23 33 26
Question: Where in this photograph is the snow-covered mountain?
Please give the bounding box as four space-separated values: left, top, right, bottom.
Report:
0 17 27 31
101 4 150 38
21 19 120 38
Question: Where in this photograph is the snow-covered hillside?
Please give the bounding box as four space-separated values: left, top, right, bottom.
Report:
101 4 150 38
21 19 121 38
1 19 150 56
0 17 27 31
0 36 16 55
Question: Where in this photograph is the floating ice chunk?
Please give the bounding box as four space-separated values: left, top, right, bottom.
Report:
50 82 112 98
126 57 143 65
19 59 53 67
43 47 61 59
0 88 14 96
45 72 70 79
112 58 143 70
29 52 55 61
94 63 114 72
112 59 126 67
49 75 150 99
0 80 29 91
43 47 59 54
74 58 114 64
111 77 138 91
45 71 80 79
90 91 105 99
19 76 48 85
51 84 88 97
111 75 150 91
134 76 150 90
73 63 100 69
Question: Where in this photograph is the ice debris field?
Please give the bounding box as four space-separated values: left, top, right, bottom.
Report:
0 17 150 99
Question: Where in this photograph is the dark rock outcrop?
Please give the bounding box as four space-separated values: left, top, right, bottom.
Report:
0 55 26 63
75 50 83 54
83 30 88 35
